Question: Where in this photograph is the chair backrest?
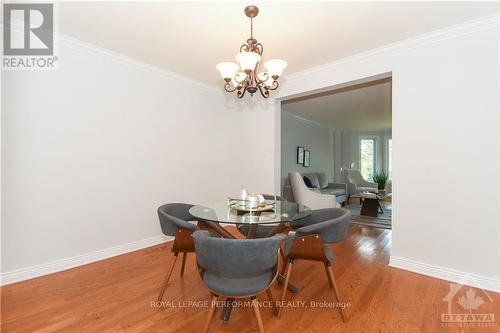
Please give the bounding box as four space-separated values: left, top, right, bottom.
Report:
344 169 365 184
316 172 329 189
158 203 198 237
193 231 285 278
261 194 285 201
294 208 350 243
289 171 310 204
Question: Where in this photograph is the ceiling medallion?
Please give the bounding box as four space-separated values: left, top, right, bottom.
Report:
216 5 287 98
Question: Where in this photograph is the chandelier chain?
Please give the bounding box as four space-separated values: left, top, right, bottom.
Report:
250 17 253 38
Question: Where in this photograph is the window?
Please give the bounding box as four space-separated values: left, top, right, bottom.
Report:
360 138 375 181
387 138 392 180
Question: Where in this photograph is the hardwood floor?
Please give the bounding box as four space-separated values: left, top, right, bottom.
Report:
2 224 499 333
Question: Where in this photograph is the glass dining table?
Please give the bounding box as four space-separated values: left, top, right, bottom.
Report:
189 199 312 322
189 199 311 239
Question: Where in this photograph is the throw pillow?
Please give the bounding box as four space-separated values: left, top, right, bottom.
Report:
303 176 316 188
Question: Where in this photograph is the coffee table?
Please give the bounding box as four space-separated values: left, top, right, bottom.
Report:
350 192 391 217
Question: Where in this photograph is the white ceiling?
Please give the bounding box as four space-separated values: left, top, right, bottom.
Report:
282 80 391 129
58 1 498 86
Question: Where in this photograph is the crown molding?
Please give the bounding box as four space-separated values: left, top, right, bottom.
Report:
2 22 221 96
282 110 334 130
58 33 222 96
286 14 499 83
3 13 498 99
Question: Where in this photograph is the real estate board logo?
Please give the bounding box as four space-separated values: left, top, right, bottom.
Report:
3 2 58 70
441 277 495 328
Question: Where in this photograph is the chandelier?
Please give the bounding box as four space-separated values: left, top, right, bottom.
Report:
216 5 287 98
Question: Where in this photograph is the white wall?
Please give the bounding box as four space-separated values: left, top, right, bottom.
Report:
275 16 500 290
1 35 276 283
280 111 334 192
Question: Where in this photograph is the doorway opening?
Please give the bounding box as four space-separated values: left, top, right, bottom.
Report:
277 74 393 229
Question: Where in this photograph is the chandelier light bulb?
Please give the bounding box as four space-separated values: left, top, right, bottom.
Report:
264 59 288 78
216 62 240 80
235 52 261 72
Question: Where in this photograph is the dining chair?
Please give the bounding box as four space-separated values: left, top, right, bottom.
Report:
192 230 285 333
278 208 350 322
157 203 198 302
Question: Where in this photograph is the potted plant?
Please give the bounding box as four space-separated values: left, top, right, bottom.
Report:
372 170 389 192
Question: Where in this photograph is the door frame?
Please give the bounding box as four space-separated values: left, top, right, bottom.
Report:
273 72 393 196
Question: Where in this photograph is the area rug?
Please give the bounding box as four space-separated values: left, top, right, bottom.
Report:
345 203 392 229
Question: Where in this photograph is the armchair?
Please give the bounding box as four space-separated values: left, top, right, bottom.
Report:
344 169 379 197
289 172 340 210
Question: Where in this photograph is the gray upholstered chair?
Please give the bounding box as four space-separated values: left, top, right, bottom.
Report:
157 203 198 301
279 208 350 322
344 169 379 198
193 230 285 333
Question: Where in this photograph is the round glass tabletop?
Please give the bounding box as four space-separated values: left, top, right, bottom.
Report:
189 200 311 225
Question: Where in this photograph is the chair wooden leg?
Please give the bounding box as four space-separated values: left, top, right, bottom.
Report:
279 248 287 272
324 262 334 288
266 288 278 316
325 264 348 322
157 252 178 302
203 294 218 333
278 259 293 318
180 252 187 277
251 297 265 333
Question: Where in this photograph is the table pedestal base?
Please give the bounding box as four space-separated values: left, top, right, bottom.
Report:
360 198 384 217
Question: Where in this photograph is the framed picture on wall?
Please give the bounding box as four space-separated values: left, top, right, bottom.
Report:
297 146 304 164
303 150 310 167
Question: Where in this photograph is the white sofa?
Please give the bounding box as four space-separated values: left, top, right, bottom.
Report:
301 172 347 205
289 172 342 210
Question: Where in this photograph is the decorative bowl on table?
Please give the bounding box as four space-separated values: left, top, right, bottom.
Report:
227 198 275 212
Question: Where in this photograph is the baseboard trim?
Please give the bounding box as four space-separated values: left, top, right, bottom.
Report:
389 256 500 293
1 234 173 286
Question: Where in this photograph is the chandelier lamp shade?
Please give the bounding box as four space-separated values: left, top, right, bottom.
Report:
216 5 287 98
